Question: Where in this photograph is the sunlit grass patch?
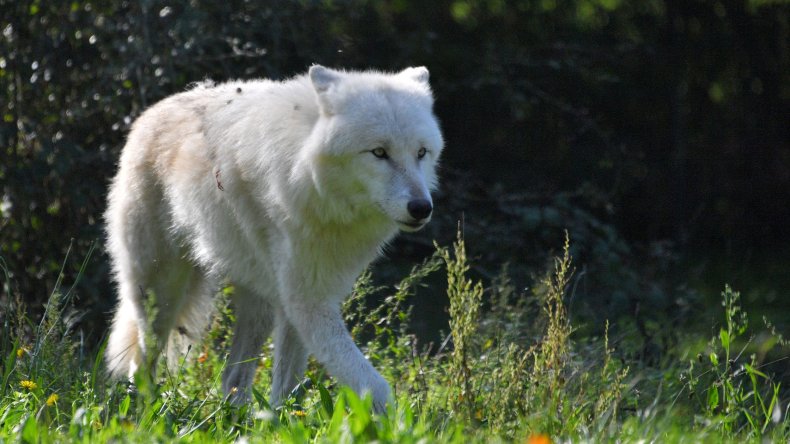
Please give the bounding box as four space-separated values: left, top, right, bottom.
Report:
0 234 788 442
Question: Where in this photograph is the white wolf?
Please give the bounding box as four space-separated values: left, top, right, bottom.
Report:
104 65 443 412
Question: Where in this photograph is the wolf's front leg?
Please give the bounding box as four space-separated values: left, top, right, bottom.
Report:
270 311 308 407
222 287 274 404
282 298 392 413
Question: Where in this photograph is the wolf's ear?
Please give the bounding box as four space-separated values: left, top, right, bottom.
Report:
309 65 341 94
309 65 342 115
400 66 430 85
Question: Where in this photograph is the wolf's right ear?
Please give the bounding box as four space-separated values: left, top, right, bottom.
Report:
309 65 341 114
309 65 340 92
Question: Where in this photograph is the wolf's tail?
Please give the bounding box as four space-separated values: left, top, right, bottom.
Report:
106 298 143 379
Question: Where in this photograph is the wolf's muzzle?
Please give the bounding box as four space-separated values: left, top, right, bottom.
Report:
407 199 432 221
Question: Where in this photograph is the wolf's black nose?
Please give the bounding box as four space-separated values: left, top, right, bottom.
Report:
407 199 433 220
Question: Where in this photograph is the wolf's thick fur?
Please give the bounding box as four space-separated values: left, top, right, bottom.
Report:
105 66 443 411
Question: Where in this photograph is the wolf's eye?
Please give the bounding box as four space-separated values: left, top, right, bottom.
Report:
417 147 428 159
371 147 389 159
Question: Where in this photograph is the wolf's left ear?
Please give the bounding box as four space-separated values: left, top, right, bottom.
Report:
400 66 430 85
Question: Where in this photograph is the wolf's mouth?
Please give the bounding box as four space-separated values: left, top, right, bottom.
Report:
397 220 426 232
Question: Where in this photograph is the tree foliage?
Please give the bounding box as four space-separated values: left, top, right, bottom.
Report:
1 0 787 334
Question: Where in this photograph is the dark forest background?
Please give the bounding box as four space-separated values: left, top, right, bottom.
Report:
1 0 788 358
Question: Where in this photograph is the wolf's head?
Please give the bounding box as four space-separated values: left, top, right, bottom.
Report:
303 65 443 232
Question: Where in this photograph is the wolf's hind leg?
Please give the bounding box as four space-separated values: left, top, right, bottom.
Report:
221 286 274 403
137 261 198 368
166 273 216 369
108 260 197 382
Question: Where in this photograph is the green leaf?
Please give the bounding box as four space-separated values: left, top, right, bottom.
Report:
707 386 719 410
347 392 370 436
2 339 18 397
719 328 730 349
328 390 347 435
709 352 719 366
90 338 107 392
318 382 334 418
252 387 271 411
119 394 131 417
743 363 768 379
21 415 39 444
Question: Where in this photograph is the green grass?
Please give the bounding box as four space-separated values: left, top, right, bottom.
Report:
1 233 788 443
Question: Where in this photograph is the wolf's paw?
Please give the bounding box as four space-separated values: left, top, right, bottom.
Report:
364 373 392 414
221 366 254 405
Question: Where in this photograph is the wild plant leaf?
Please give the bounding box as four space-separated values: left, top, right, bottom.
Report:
707 386 719 411
743 363 768 379
318 382 334 419
719 328 729 350
119 393 130 417
21 415 39 444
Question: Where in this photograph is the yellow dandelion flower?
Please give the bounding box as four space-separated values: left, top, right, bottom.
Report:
20 380 37 390
46 393 59 406
291 410 307 417
16 346 29 358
